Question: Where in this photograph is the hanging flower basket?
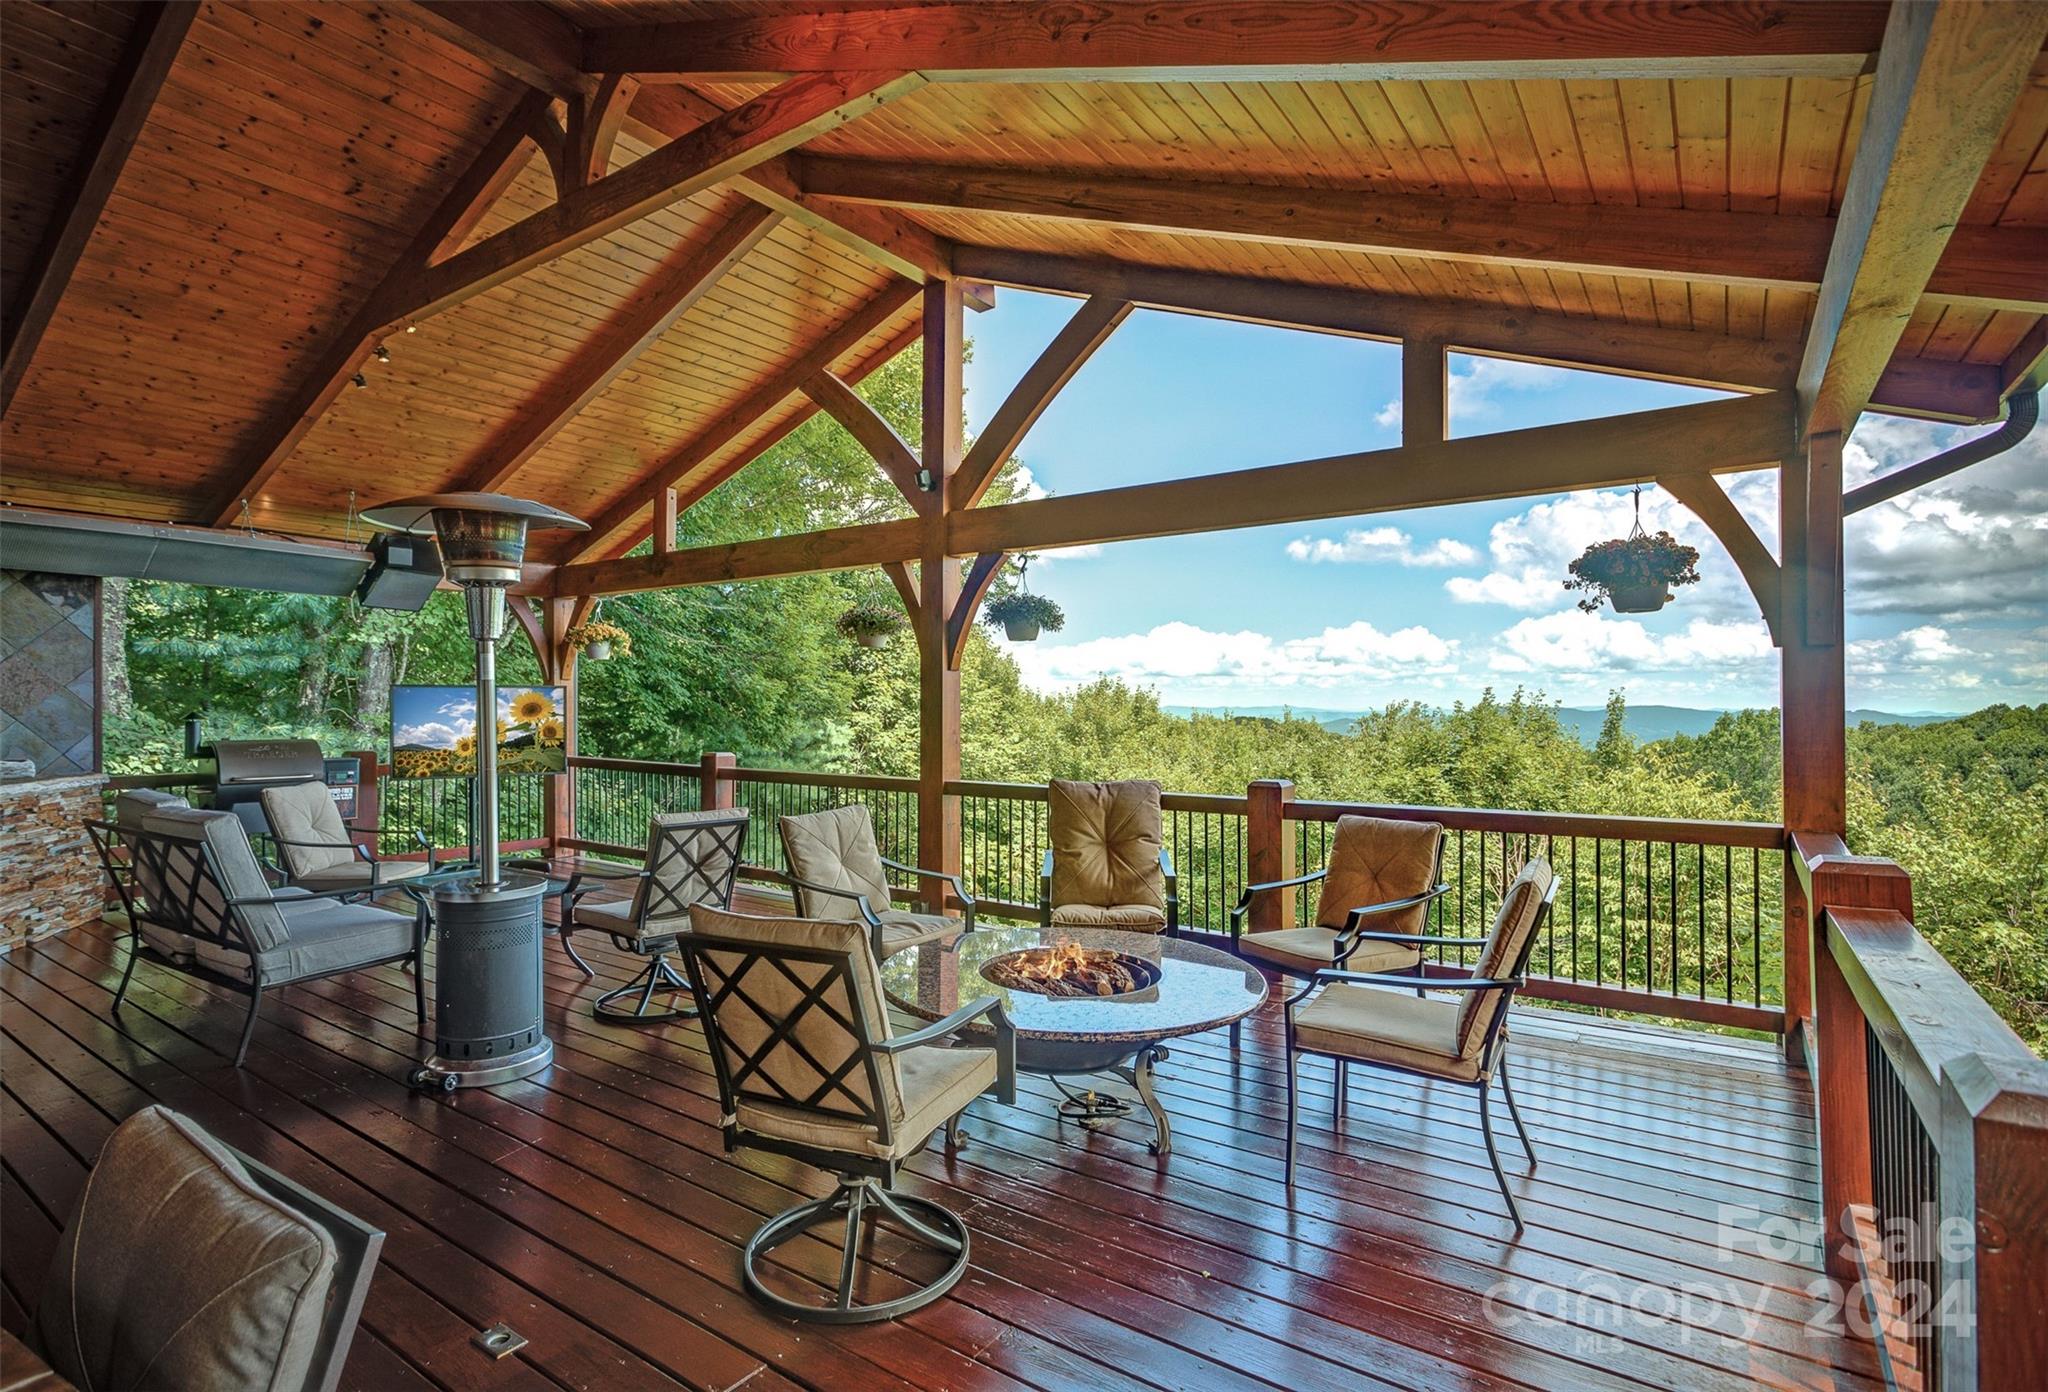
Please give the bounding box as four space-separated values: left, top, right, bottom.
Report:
983 591 1065 643
565 620 633 661
1563 530 1700 614
837 603 904 649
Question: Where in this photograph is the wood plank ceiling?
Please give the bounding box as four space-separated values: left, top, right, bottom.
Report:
2 1 2043 562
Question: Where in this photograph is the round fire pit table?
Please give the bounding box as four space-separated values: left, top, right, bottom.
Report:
879 925 1266 1156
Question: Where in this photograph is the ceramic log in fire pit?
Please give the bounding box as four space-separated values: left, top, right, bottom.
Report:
980 942 1163 998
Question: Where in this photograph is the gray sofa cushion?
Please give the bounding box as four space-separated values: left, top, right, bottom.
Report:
195 898 418 985
113 790 197 956
35 1105 336 1392
141 806 291 951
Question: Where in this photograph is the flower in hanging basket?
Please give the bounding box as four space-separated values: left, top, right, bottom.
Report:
837 602 905 649
982 591 1066 642
565 620 633 659
1563 531 1701 613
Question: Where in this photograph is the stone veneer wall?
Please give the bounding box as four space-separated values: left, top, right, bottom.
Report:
1 570 100 776
0 774 108 948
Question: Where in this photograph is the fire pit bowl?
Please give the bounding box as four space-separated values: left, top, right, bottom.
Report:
980 943 1162 999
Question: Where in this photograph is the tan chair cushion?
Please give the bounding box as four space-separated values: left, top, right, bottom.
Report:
640 809 747 932
738 1042 996 1161
260 780 357 876
36 1105 337 1392
1317 816 1442 932
778 805 892 917
874 909 957 955
1292 986 1485 1083
685 906 904 1127
288 858 431 893
1048 779 1164 911
1240 925 1424 976
1456 858 1554 1054
1049 902 1168 932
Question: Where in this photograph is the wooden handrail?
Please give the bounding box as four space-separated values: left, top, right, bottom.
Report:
725 765 917 791
1292 797 1785 848
564 754 703 777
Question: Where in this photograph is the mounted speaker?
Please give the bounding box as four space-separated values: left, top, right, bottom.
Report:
354 533 442 611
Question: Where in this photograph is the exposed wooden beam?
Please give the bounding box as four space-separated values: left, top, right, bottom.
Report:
388 72 925 326
957 294 1132 507
654 489 678 555
200 89 553 527
948 392 1796 558
1659 472 1783 646
455 205 780 494
560 282 922 563
410 0 593 98
800 156 2041 308
2 2 198 414
583 1 1890 81
1798 1 2048 439
564 73 641 191
800 370 927 508
626 84 953 283
554 517 924 595
954 244 2008 423
1402 339 1447 447
2001 320 2048 397
558 393 1796 597
1867 358 2004 425
948 551 1006 666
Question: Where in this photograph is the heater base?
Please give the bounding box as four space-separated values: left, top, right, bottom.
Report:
409 1038 553 1093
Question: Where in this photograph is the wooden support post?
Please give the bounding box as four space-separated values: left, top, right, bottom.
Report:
346 750 380 859
1814 926 1873 1286
917 280 965 913
1402 339 1447 446
1940 1052 2048 1390
1245 779 1296 932
700 751 736 810
514 594 579 853
655 489 678 554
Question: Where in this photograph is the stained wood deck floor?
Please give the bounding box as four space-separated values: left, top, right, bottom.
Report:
1 901 1880 1392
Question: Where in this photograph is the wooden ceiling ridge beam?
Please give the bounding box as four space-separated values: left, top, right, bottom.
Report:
454 204 782 495
800 370 928 508
796 156 2041 308
558 281 923 565
2 1 199 414
410 0 595 98
580 1 1892 81
956 294 1134 508
384 70 927 328
952 244 2005 424
1797 0 2048 440
555 392 1797 598
625 85 954 284
199 87 556 527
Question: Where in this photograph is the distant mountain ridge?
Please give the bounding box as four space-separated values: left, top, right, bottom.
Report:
1161 704 1957 744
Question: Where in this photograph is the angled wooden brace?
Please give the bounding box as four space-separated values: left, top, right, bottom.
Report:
803 370 928 508
946 552 1008 667
1658 472 1784 647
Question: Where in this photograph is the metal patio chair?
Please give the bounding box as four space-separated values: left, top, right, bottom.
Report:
779 803 972 959
259 778 437 894
1039 778 1178 934
678 904 1016 1323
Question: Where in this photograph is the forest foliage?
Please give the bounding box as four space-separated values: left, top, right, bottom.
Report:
100 346 2047 1050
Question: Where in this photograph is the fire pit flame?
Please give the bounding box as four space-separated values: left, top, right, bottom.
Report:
981 942 1161 998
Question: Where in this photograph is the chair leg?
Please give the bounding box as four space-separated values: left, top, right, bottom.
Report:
593 954 695 1025
1333 1059 1347 1119
1479 1078 1524 1230
559 924 595 978
235 984 264 1068
742 1176 969 1324
112 928 141 1013
1499 1054 1536 1164
1284 1050 1299 1187
1229 1017 1241 1050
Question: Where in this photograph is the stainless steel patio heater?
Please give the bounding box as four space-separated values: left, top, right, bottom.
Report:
361 492 587 1092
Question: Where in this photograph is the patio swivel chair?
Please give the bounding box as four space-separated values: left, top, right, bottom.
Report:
85 805 429 1066
1228 815 1450 1045
1039 778 1177 934
1283 858 1557 1228
259 779 437 894
32 1104 383 1392
779 804 972 960
560 809 749 1024
678 905 1016 1323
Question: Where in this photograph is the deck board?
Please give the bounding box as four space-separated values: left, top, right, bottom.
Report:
0 909 1881 1392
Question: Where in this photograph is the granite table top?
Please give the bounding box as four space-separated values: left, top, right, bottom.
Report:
879 924 1266 1046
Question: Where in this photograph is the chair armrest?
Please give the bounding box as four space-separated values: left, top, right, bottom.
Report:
1338 882 1453 933
1159 846 1176 888
782 874 883 927
226 884 393 908
878 855 979 917
880 998 1017 1106
1229 868 1329 936
1314 968 1524 991
562 866 647 908
1344 929 1491 948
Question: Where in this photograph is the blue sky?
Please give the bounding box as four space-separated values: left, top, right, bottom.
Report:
958 290 2047 716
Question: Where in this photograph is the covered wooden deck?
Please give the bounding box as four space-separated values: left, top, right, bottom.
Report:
3 901 1879 1392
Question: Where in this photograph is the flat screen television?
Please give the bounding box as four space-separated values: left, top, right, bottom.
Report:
390 684 567 778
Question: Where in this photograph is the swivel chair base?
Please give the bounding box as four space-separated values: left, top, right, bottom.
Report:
741 1174 969 1324
593 954 697 1025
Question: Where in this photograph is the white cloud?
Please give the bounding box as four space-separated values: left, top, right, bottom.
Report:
1489 610 1774 675
395 721 463 748
1011 619 1458 693
1286 526 1476 568
1374 399 1402 430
